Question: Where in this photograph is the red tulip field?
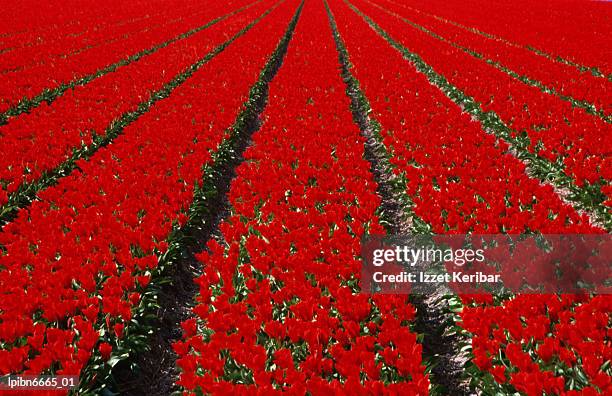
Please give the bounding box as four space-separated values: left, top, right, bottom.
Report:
0 0 610 395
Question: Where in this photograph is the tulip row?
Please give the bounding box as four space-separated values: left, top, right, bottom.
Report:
327 0 610 394
0 1 204 72
0 0 297 390
0 0 268 219
372 0 612 116
0 0 253 115
174 1 429 394
346 0 611 226
0 0 174 50
394 0 612 79
328 0 597 235
461 294 611 395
